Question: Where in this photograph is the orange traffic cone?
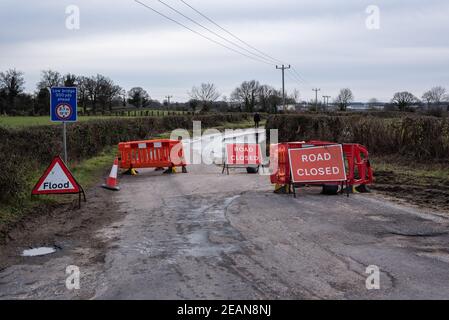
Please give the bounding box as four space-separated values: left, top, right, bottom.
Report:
102 158 120 191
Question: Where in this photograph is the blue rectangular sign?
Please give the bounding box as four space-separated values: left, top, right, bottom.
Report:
50 87 78 122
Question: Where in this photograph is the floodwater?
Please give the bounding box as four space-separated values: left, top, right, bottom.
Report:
21 247 56 257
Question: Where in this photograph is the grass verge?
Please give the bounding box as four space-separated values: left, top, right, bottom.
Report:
372 156 449 188
0 147 117 236
371 155 449 212
0 112 189 128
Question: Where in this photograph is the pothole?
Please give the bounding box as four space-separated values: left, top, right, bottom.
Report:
21 247 57 257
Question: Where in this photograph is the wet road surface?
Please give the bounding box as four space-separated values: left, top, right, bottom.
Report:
1 129 449 299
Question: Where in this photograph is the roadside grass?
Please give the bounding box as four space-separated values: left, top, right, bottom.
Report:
70 146 118 187
370 155 449 212
0 111 188 128
0 147 117 233
372 155 449 189
0 116 125 128
0 119 258 234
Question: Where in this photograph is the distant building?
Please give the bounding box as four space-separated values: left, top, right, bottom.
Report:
276 104 297 112
347 102 385 111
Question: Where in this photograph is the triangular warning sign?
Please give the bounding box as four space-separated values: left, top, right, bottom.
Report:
32 156 80 195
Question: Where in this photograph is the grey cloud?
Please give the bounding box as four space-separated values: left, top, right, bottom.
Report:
0 0 448 101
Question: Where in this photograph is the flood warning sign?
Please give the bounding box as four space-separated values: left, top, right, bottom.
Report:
32 156 80 195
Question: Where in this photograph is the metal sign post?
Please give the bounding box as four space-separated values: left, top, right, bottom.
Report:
50 87 78 164
63 122 67 164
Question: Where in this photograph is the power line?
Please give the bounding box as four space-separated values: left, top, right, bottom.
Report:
156 0 276 65
285 72 306 96
291 67 312 86
134 0 274 66
287 69 307 86
136 0 313 92
179 0 285 65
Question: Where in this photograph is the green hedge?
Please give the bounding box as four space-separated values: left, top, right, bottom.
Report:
266 114 449 160
0 113 249 203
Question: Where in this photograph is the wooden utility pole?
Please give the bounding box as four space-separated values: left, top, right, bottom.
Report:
323 95 331 110
276 64 291 111
312 88 321 109
165 95 173 108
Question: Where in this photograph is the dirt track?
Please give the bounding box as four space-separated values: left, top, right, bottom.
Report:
1 129 449 299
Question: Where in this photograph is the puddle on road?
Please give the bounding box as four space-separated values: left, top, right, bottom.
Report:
21 247 56 257
223 195 241 207
367 215 392 222
132 194 244 259
181 195 242 257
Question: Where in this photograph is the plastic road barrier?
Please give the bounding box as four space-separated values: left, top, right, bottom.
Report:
270 140 373 196
222 143 261 175
118 139 187 174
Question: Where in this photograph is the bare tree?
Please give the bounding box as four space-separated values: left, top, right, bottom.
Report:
335 88 354 111
188 99 200 113
34 70 63 115
128 87 150 108
268 89 282 113
0 88 6 115
422 91 433 107
37 69 62 90
391 91 419 111
63 73 77 87
189 83 220 112
84 76 100 113
257 85 271 112
422 86 446 105
76 76 89 114
257 85 280 112
96 75 122 112
81 74 121 113
231 80 260 112
290 88 300 104
0 69 25 114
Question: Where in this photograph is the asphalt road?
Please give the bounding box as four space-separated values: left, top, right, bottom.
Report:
1 129 449 299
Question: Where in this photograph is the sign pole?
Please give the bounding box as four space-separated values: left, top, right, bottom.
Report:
63 121 68 164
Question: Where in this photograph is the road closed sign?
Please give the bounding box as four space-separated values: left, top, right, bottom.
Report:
226 143 261 165
288 145 347 183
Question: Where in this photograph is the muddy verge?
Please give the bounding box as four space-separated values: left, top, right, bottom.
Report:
0 185 121 274
372 170 449 213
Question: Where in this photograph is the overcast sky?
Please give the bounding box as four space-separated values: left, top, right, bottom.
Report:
1 0 448 102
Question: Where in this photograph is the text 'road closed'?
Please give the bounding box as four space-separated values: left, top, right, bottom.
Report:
226 143 261 165
289 145 347 183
